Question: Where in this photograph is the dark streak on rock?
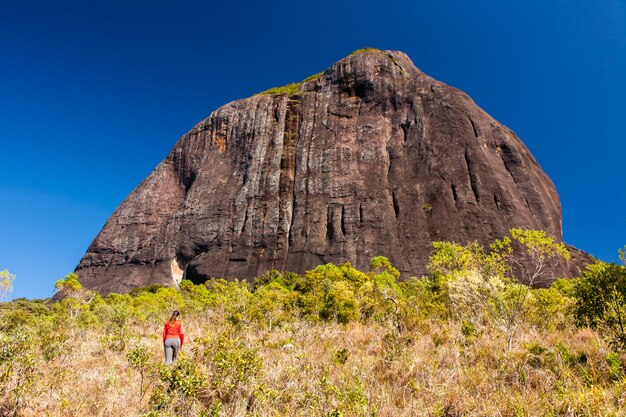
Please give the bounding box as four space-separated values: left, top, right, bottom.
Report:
451 183 458 207
392 192 400 218
359 203 363 226
465 149 480 203
468 116 479 138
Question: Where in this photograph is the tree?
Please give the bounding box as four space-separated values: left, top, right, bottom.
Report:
54 273 95 336
428 229 570 351
54 272 84 295
574 261 626 350
490 228 570 351
0 269 16 302
490 228 570 287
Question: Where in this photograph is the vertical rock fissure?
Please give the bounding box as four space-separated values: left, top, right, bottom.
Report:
340 205 346 236
401 120 411 143
287 113 301 250
302 93 320 247
386 144 394 178
392 191 400 218
451 183 459 207
276 96 300 267
359 203 364 226
240 202 250 234
465 149 480 203
497 141 532 212
285 101 304 270
326 205 334 242
468 116 479 138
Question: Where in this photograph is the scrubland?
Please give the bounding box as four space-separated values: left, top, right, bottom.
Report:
2 230 626 416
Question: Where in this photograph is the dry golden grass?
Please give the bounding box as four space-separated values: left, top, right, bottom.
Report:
12 314 626 417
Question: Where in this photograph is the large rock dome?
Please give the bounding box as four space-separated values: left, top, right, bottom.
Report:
76 49 577 294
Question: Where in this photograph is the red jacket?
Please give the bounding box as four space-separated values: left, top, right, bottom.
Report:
162 320 185 346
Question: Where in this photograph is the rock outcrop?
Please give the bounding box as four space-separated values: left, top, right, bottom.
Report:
76 49 582 294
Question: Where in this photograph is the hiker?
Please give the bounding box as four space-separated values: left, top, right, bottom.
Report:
162 310 184 364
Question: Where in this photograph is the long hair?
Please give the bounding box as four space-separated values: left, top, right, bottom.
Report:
169 310 180 325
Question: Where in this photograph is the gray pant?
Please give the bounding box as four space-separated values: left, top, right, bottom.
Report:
164 338 181 364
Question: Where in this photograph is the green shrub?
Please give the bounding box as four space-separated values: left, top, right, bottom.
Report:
525 341 547 356
350 47 381 55
461 320 477 338
398 276 449 324
127 344 154 400
150 355 207 416
257 69 326 96
382 330 403 361
250 281 297 329
0 299 50 333
39 331 71 362
130 284 167 295
196 332 263 405
303 72 323 82
0 309 37 332
253 270 302 291
0 333 40 416
320 280 359 324
574 261 626 349
526 286 574 330
257 82 301 96
334 348 350 365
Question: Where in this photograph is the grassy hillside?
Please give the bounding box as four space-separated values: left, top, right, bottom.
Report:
1 230 625 416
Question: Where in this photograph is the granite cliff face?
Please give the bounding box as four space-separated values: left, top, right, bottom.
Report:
76 50 579 294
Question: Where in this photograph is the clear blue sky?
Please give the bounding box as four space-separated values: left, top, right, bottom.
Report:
1 0 625 299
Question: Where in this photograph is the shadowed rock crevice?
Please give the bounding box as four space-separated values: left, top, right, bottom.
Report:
464 149 480 204
326 206 334 242
75 49 582 295
451 183 459 207
468 116 480 138
276 96 300 268
494 194 502 211
358 203 364 226
392 192 400 218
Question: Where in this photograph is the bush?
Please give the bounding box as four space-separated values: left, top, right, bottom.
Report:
127 344 154 400
149 355 207 417
526 286 574 330
3 252 626 415
195 332 263 407
257 82 301 96
350 47 381 55
0 333 39 416
250 281 297 329
574 262 626 349
320 280 359 324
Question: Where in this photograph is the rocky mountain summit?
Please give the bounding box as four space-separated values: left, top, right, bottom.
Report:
76 49 584 294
